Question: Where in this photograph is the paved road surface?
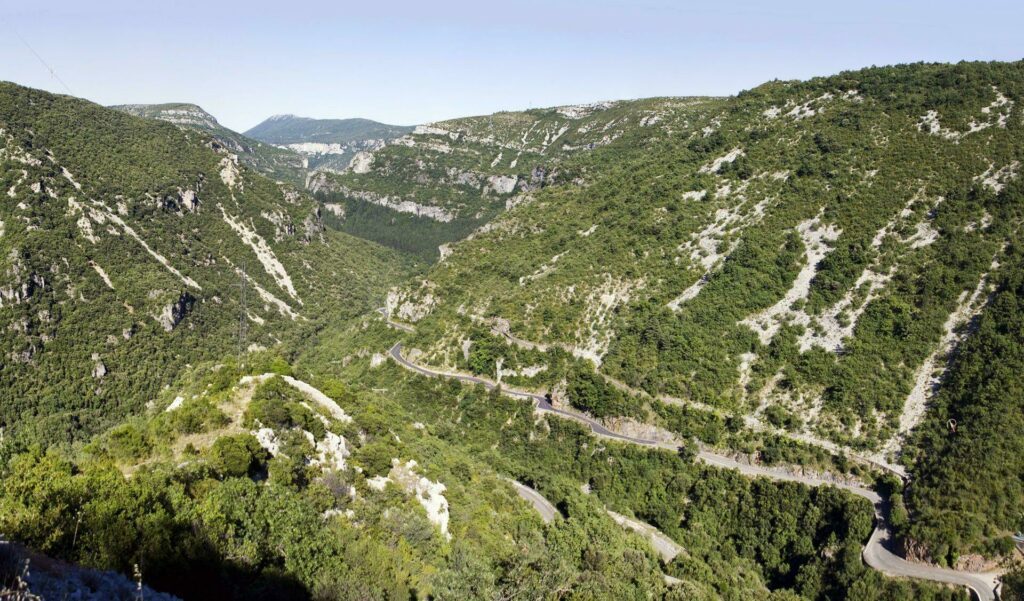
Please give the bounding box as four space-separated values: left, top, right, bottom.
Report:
388 342 1000 601
377 307 416 333
508 479 558 523
606 510 686 562
509 479 684 586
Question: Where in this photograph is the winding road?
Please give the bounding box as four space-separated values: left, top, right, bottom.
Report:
387 340 1002 600
507 478 559 523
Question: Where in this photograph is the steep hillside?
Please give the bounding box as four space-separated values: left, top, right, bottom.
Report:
312 97 724 259
901 252 1024 565
245 114 412 174
384 62 1023 471
0 353 966 601
111 103 307 184
0 83 417 444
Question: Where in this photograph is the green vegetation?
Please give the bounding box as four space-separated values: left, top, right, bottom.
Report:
0 83 418 446
901 235 1024 563
3 60 1022 598
386 60 1024 456
244 115 412 146
111 102 309 185
0 355 967 600
313 97 721 257
318 194 487 261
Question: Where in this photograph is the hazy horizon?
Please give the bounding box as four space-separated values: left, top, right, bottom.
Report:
2 0 1022 131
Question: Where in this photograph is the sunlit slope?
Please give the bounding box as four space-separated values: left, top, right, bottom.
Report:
0 83 416 443
386 61 1024 456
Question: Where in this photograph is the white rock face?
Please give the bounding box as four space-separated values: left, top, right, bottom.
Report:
413 124 451 136
178 187 199 212
60 166 82 190
370 353 386 368
485 174 518 195
309 178 457 222
699 147 744 174
91 354 107 379
369 459 451 540
740 214 842 345
975 161 1020 193
322 203 345 218
349 151 374 174
254 427 281 456
280 375 352 423
283 142 349 155
220 206 300 302
555 101 616 119
311 431 350 472
573 275 645 366
219 155 241 190
165 396 185 412
386 282 437 323
90 261 115 289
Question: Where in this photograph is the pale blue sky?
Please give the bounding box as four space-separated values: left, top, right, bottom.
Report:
2 0 1021 131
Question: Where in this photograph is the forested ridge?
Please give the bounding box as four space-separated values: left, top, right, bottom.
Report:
3 60 1024 599
0 83 418 445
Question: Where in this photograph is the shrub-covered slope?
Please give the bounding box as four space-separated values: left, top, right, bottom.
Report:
111 102 307 184
386 61 1023 459
0 83 417 444
900 248 1024 564
311 97 723 259
0 354 966 601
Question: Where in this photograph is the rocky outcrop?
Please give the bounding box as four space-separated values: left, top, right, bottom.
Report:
91 353 107 379
155 291 197 332
484 175 518 195
366 459 451 541
157 187 200 214
301 208 324 244
307 175 456 222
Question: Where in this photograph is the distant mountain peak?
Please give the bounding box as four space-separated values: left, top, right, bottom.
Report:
244 115 413 145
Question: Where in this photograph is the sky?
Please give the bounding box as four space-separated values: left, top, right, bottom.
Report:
1 0 1022 132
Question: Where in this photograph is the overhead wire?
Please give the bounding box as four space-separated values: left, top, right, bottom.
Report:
2 18 75 95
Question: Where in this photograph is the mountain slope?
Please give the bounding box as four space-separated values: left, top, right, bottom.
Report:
0 69 989 601
111 102 307 184
311 97 723 259
245 114 411 145
0 83 417 444
245 114 413 174
380 62 1024 558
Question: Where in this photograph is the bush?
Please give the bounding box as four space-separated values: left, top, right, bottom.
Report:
105 423 151 461
209 434 266 478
